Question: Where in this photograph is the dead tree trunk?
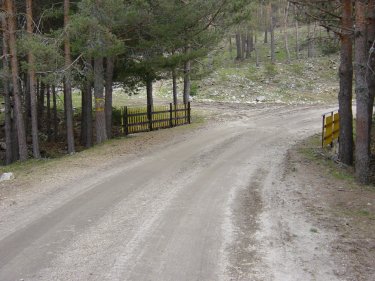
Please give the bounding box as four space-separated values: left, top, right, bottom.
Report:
5 0 28 161
338 0 354 166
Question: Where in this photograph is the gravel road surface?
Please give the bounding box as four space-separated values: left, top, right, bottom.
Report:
0 104 339 281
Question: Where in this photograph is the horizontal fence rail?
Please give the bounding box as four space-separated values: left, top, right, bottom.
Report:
121 102 191 135
322 110 339 148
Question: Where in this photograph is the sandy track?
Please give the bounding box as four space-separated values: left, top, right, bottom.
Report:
0 103 339 280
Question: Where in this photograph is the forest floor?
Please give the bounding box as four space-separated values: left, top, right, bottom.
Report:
0 101 374 280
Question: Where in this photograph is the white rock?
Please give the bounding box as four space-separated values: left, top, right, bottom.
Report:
0 172 14 182
256 96 266 102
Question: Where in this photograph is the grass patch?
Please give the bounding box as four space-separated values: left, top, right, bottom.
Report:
298 134 356 184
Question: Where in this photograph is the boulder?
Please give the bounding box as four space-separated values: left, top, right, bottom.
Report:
0 172 14 182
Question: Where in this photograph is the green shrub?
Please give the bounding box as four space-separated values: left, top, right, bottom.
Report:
265 63 278 77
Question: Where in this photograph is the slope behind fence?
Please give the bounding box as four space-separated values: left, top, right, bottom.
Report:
121 102 191 135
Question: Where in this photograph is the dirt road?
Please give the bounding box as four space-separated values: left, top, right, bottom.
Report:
0 104 340 281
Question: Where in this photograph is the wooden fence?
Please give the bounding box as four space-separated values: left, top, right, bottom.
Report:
122 102 191 135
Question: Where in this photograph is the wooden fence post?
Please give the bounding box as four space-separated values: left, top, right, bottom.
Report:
124 106 129 135
121 107 124 134
148 104 153 131
169 103 173 128
188 102 191 124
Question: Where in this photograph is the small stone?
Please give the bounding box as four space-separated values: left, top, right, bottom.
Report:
0 172 15 182
256 96 266 102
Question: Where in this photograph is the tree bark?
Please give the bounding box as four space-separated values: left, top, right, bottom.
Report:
172 68 178 105
263 4 268 44
81 81 93 148
46 85 51 140
146 77 153 113
307 21 313 58
5 0 28 161
183 45 191 104
284 1 291 63
26 0 41 158
229 36 233 59
241 33 246 60
246 32 252 58
64 0 75 154
367 0 375 132
1 14 13 164
52 86 58 141
270 4 276 63
338 0 354 166
355 0 370 184
235 33 242 60
105 57 114 139
94 57 107 144
294 6 300 59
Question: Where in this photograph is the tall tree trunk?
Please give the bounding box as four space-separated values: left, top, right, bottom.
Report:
294 5 300 59
94 57 107 144
26 0 41 158
355 0 370 184
172 68 178 105
270 4 276 63
1 14 13 164
46 85 51 140
81 81 93 148
38 81 45 127
255 32 260 67
229 36 233 59
25 73 30 136
263 4 268 44
146 77 153 110
11 117 19 162
246 32 252 58
307 21 313 58
64 0 75 154
235 33 242 60
367 0 375 130
5 0 28 161
284 1 291 63
338 0 354 166
241 33 246 60
183 45 191 104
52 86 58 141
105 57 114 139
